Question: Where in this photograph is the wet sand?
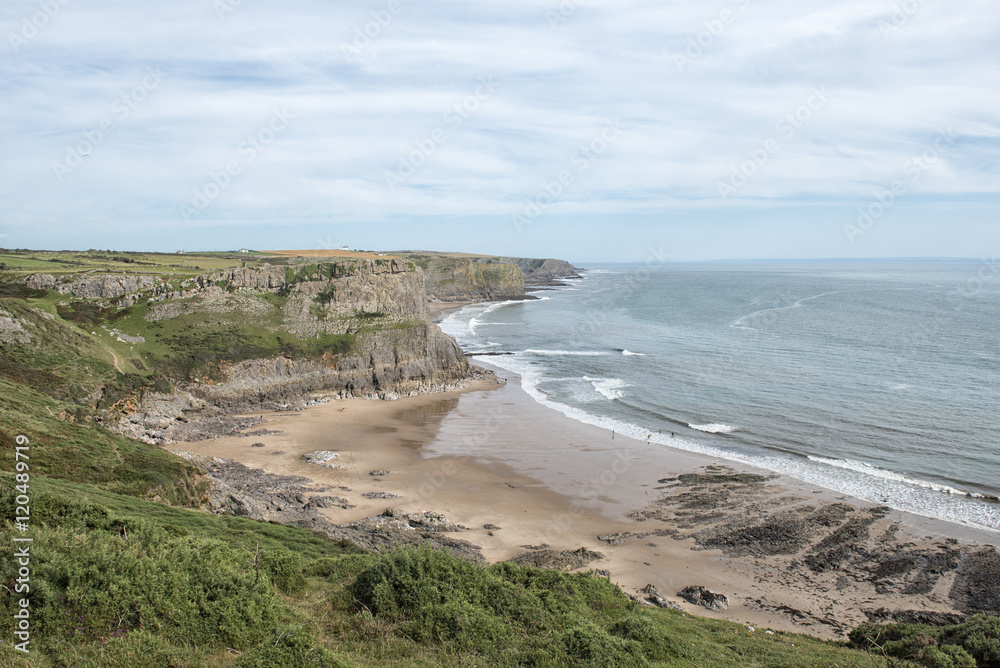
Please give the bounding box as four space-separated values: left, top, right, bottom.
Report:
179 366 1000 640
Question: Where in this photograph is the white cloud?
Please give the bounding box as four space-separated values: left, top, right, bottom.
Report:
0 0 997 252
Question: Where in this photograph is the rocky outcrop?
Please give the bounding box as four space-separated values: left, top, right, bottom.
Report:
173 451 484 561
679 585 730 611
639 584 686 611
510 547 605 571
210 265 288 291
190 323 470 409
24 273 57 290
0 307 31 345
56 274 157 299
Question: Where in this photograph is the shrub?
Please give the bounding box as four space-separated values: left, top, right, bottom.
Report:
306 554 374 581
348 547 646 665
561 622 647 666
609 615 680 661
0 520 288 654
850 615 1000 668
261 548 306 595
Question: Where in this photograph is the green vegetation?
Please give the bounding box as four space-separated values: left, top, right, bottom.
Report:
850 617 1000 667
0 249 260 279
1 249 992 666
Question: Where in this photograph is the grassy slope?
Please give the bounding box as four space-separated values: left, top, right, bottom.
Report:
0 250 932 666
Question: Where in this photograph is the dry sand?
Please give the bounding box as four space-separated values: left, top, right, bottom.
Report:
179 366 1000 640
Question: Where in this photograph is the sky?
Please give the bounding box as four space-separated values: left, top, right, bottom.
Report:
1 0 998 262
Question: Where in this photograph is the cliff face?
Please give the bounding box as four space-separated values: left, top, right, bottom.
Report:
423 262 525 302
19 260 475 439
193 323 468 409
412 254 580 302
480 257 581 286
169 261 468 406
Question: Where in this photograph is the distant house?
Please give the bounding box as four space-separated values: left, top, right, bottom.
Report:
239 248 249 253
377 252 386 256
340 245 350 251
176 250 185 254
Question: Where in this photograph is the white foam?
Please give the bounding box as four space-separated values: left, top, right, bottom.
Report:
485 353 1000 533
442 300 522 339
689 423 738 434
583 376 629 400
806 456 987 499
525 349 610 357
469 301 518 335
622 350 645 356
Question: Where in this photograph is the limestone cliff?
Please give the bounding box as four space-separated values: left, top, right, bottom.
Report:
192 323 469 410
409 253 580 303
19 259 476 440
478 257 581 286
161 260 470 408
422 262 525 302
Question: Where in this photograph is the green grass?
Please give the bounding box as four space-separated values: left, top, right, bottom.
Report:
0 249 260 279
0 380 204 503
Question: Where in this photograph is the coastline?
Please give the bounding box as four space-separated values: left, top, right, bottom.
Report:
178 356 1000 640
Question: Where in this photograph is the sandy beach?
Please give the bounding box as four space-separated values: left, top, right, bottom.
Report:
178 363 1000 640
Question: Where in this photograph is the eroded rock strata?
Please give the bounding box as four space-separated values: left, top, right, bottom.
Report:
623 465 1000 634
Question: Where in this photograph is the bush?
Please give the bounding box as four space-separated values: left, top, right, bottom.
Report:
0 520 288 654
850 615 1000 668
306 554 374 581
610 615 680 661
261 548 306 595
942 615 1000 667
348 547 647 665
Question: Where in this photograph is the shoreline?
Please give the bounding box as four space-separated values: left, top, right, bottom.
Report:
177 357 1000 640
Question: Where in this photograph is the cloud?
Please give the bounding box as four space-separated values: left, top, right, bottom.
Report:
0 0 997 254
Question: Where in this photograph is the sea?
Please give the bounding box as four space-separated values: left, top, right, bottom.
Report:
440 259 1000 532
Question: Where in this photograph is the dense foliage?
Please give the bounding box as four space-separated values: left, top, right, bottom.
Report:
851 616 1000 668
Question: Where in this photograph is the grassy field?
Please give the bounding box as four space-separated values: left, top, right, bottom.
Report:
0 249 258 278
